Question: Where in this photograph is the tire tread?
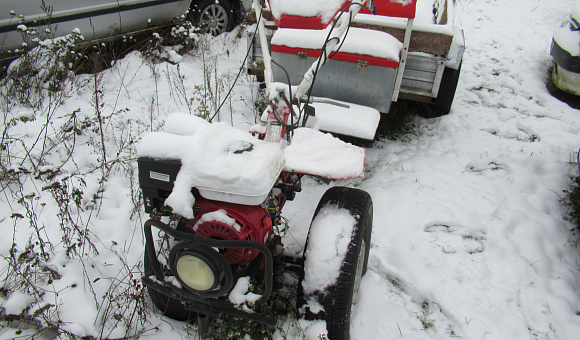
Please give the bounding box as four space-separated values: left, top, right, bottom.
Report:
298 187 373 340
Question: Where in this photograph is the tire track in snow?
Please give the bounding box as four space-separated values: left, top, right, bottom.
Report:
350 255 462 339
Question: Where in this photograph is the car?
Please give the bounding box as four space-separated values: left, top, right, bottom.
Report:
0 0 250 63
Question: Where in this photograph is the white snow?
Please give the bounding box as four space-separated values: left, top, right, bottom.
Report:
272 26 403 61
138 113 285 215
296 319 328 339
1 291 35 315
138 112 366 211
573 2 580 22
228 276 262 306
2 0 580 339
301 205 357 295
415 0 436 24
553 4 580 56
193 209 241 232
164 276 182 289
305 98 381 140
284 128 366 179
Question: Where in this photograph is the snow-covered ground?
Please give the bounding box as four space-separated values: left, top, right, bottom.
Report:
2 0 580 339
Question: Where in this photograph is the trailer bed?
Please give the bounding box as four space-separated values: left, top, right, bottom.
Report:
248 0 464 110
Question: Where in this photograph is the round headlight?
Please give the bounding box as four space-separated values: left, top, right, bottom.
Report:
176 254 216 291
169 243 234 296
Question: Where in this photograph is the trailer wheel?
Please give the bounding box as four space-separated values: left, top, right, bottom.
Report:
431 62 462 116
143 245 197 321
298 187 373 340
189 0 232 36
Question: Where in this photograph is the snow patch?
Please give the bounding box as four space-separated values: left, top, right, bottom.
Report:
573 2 580 23
138 113 285 217
1 291 35 315
302 204 357 295
284 128 366 179
12 111 35 123
304 297 324 314
272 26 403 62
298 319 328 339
553 17 580 56
305 99 381 140
228 276 262 306
164 276 182 289
193 209 241 232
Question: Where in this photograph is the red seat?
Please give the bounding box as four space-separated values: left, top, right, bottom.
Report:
267 0 349 29
359 0 417 19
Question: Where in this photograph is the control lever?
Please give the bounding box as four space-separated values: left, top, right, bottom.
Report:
300 96 351 109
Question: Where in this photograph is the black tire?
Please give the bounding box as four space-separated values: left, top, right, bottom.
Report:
431 62 462 116
189 0 232 36
298 187 373 340
143 244 197 321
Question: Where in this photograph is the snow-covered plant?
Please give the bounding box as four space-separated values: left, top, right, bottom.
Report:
194 51 232 122
0 68 149 339
139 19 199 64
564 152 580 245
1 29 84 110
202 254 302 340
157 39 237 122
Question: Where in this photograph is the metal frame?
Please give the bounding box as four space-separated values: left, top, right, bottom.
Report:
143 218 277 326
399 53 447 99
392 17 414 101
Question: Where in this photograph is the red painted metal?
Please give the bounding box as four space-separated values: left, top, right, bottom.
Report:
267 0 417 30
184 195 273 265
270 44 400 69
359 0 417 19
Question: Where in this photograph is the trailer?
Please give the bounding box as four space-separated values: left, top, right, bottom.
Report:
248 0 465 127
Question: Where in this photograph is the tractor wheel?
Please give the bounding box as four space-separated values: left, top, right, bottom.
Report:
189 0 232 36
430 62 462 116
298 186 373 340
143 244 197 321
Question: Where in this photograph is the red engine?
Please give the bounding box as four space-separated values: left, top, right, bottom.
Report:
183 196 273 265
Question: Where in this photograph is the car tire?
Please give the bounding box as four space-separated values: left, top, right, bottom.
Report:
430 62 462 116
298 186 373 340
143 244 197 321
190 0 232 36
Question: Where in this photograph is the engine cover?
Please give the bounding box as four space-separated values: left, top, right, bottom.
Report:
184 196 272 265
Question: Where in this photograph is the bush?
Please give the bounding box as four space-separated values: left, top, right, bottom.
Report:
0 14 207 339
563 150 580 246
